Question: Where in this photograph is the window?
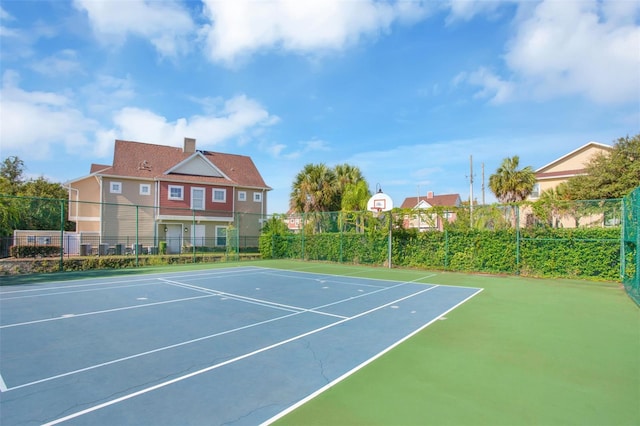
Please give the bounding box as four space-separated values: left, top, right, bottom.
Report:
530 183 540 199
110 182 122 194
191 188 205 210
140 184 151 195
168 185 183 200
213 188 226 203
238 191 246 201
253 192 262 202
215 226 227 246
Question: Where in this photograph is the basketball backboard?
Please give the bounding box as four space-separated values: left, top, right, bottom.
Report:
367 189 393 212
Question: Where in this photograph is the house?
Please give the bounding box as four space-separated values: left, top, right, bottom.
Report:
285 209 304 232
529 141 613 199
525 141 614 227
67 138 271 254
400 192 462 231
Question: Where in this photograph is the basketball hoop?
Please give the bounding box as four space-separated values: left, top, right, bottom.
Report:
367 187 393 214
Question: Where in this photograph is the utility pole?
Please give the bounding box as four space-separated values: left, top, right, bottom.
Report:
482 162 485 205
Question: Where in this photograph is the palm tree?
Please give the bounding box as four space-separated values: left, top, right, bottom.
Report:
290 163 338 213
340 180 371 233
489 156 536 203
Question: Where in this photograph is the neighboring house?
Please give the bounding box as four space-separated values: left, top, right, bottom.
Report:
525 141 614 228
400 192 462 231
67 138 271 254
529 141 613 200
285 209 304 232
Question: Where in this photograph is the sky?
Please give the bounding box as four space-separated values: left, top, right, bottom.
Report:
0 0 638 214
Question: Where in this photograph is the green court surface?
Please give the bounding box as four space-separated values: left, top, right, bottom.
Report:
263 261 639 426
2 260 639 425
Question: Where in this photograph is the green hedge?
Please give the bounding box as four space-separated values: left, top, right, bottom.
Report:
260 227 621 281
10 245 61 258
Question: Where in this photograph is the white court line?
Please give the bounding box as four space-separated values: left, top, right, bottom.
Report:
159 275 430 319
0 372 8 392
0 282 161 301
6 271 414 391
159 279 303 314
0 294 217 329
42 285 438 426
5 310 302 392
255 266 439 286
0 266 263 296
258 270 389 289
159 278 348 319
262 287 485 425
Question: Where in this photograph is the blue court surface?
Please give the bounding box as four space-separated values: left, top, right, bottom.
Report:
0 266 482 425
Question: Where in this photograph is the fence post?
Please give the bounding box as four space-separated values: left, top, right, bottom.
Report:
516 205 521 275
301 212 306 261
444 229 449 269
135 205 139 267
59 199 64 272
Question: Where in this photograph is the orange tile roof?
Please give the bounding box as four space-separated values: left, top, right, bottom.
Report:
93 140 270 189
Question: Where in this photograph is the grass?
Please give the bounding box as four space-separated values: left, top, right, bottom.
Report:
2 259 638 425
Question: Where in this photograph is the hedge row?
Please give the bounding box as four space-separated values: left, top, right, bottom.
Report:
0 253 262 275
260 227 621 281
9 245 61 258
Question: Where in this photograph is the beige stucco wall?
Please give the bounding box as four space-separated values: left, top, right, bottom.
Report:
101 177 156 243
541 146 609 174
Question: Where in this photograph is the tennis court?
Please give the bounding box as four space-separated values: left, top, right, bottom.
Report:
0 266 481 425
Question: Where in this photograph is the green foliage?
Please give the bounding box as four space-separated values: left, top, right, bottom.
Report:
290 163 369 214
0 156 72 236
159 241 167 255
259 226 620 281
489 155 536 203
567 134 640 200
10 245 61 258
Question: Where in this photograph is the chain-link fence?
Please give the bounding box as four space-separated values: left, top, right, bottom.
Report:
261 199 624 282
1 194 635 287
0 195 264 268
622 187 640 306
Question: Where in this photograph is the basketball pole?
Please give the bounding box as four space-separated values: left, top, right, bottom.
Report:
387 212 392 269
368 185 393 269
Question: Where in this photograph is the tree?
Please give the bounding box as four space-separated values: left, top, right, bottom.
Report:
340 180 371 233
489 156 536 203
566 133 640 200
0 157 72 234
290 163 338 213
1 156 25 195
290 163 370 213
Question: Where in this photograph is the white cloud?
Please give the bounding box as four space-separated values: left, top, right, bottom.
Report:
31 49 83 76
73 0 195 57
200 0 430 66
109 95 279 148
456 67 516 104
0 71 97 159
505 0 640 104
0 70 279 165
445 0 512 23
461 0 640 105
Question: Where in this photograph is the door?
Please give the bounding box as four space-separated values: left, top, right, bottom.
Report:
166 225 182 254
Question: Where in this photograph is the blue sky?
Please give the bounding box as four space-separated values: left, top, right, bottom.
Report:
1 0 638 214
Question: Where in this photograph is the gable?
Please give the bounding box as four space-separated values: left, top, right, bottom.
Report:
166 153 226 178
536 142 612 175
